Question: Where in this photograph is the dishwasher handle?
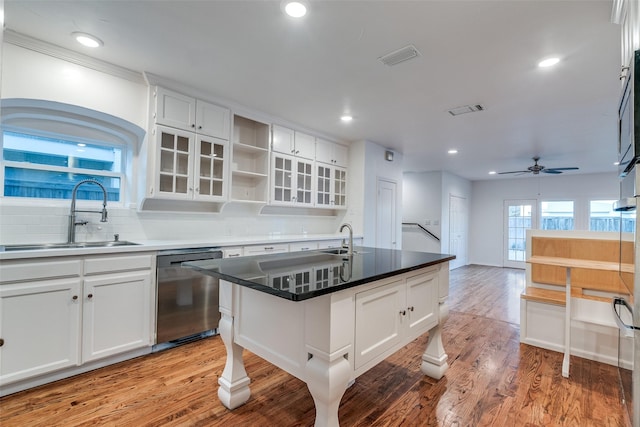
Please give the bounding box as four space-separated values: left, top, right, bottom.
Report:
612 297 638 337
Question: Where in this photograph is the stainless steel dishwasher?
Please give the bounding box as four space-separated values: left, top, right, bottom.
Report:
154 247 223 351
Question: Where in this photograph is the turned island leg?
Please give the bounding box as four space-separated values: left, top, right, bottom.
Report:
305 349 352 427
420 300 449 380
218 282 251 410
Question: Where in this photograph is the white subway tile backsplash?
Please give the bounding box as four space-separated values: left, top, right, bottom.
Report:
0 201 344 244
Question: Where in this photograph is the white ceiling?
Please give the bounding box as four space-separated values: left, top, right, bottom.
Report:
3 0 623 181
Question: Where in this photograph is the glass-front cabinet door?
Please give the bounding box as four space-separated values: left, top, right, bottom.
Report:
295 159 314 206
271 153 294 204
333 167 347 208
316 164 332 207
194 135 227 201
157 126 193 199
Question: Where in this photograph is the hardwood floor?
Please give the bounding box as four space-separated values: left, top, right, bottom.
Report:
0 265 630 426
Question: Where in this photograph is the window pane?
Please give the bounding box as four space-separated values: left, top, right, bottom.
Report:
590 200 635 232
541 201 574 230
4 131 121 172
3 131 122 201
4 167 120 201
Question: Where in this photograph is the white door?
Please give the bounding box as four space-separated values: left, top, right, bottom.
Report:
449 195 468 269
376 178 397 249
504 199 537 268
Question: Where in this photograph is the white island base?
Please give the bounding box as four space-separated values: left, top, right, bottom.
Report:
216 263 450 427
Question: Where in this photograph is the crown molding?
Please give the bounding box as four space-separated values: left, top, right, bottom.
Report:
4 30 146 84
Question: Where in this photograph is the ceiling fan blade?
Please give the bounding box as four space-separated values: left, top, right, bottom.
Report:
498 170 530 175
542 169 563 174
545 167 579 171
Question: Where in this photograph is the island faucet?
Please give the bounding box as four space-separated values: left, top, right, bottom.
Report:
340 223 353 255
68 179 108 244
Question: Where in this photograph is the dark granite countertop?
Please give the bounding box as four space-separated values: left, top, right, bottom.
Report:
185 246 455 301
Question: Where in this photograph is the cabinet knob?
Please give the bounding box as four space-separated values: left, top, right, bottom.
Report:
198 125 202 129
399 310 406 316
0 338 4 347
191 124 196 128
87 293 93 299
72 295 78 301
408 306 414 312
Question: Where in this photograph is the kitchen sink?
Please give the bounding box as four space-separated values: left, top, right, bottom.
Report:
0 241 140 251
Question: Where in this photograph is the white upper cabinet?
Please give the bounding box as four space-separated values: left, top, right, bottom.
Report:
271 125 315 160
316 138 348 168
293 132 316 160
272 125 295 155
154 86 230 140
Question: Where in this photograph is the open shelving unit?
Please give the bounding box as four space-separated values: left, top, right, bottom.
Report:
231 115 270 203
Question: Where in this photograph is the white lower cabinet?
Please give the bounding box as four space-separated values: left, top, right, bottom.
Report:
0 253 154 387
82 270 151 363
0 278 82 385
354 269 439 370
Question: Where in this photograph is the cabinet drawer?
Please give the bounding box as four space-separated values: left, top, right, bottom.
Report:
223 247 243 258
0 259 82 284
84 254 154 275
289 241 319 252
243 243 289 256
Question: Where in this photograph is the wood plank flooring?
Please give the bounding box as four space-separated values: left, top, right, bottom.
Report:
0 265 630 426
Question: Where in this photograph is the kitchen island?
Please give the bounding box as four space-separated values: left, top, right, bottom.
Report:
186 247 454 427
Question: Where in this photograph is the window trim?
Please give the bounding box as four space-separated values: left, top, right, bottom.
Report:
1 98 145 205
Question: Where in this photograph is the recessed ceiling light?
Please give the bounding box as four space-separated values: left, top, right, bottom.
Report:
614 161 620 166
448 149 458 154
489 171 497 175
538 57 560 68
72 32 103 48
283 1 307 18
341 115 353 122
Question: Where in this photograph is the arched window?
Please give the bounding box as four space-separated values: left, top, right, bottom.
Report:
1 99 145 203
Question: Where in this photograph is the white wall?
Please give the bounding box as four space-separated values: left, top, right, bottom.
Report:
402 171 472 263
469 172 619 267
361 141 404 248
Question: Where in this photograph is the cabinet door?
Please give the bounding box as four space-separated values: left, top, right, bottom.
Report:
271 153 295 204
405 272 439 339
155 126 194 199
272 125 295 154
0 279 81 385
333 167 347 208
294 132 316 160
354 280 405 369
194 135 228 201
332 143 349 168
315 138 333 164
195 100 230 140
316 164 333 207
155 87 196 131
82 271 151 363
294 158 314 206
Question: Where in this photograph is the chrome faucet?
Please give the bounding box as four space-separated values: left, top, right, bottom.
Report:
340 223 353 256
68 179 108 243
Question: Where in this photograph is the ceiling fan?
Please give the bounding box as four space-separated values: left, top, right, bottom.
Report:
498 156 579 175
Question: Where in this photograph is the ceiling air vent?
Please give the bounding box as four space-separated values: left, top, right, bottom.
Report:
379 44 420 66
448 104 485 116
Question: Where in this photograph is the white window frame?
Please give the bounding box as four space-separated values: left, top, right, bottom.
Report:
1 99 145 206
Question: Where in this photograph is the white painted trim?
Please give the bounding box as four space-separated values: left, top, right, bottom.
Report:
4 30 145 84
